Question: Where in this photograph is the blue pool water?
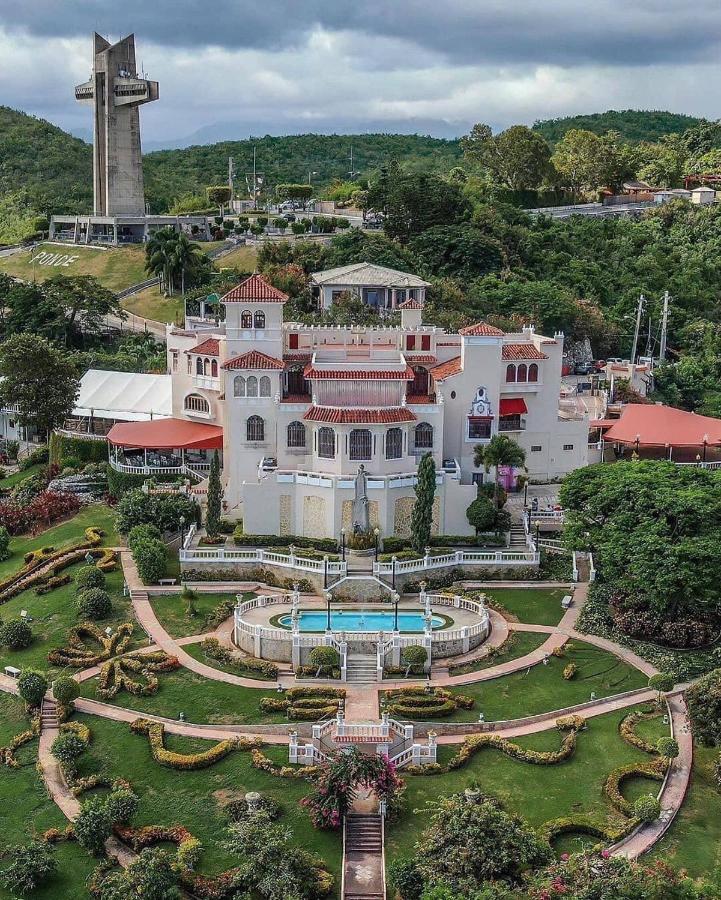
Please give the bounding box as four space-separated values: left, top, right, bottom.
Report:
278 609 445 633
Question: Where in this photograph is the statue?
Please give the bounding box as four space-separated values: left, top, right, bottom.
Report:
352 464 370 534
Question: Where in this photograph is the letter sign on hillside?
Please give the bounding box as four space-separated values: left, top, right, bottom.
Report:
34 252 80 268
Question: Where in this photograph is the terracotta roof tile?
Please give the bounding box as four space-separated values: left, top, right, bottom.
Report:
185 338 220 357
398 298 424 310
501 343 548 360
303 406 417 424
430 356 462 381
220 273 288 303
283 353 313 364
404 354 437 364
223 350 285 370
459 322 505 336
303 365 414 381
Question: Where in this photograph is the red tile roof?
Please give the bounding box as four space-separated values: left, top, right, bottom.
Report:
283 353 313 364
303 406 417 424
501 343 548 360
459 322 504 336
405 354 437 364
430 356 462 381
303 365 414 381
602 403 721 447
108 419 223 450
220 273 288 303
398 299 424 310
185 337 220 357
223 350 285 370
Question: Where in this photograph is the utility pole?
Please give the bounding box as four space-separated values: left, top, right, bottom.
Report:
348 143 357 180
630 294 645 365
659 290 670 362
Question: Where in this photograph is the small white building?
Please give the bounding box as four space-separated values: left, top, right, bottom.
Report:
691 185 717 205
654 188 692 204
311 262 430 311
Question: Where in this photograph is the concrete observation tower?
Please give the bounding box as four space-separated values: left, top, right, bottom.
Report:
75 33 159 217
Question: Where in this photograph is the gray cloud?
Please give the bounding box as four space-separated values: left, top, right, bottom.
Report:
4 0 721 67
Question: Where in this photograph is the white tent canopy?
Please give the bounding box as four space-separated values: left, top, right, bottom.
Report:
73 370 172 423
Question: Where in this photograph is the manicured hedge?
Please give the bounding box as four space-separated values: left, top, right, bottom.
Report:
130 718 260 769
49 433 107 467
233 530 338 552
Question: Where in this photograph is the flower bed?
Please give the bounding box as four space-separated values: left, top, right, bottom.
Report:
384 686 475 720
250 747 320 780
129 718 260 770
0 716 40 768
199 637 278 679
259 685 346 720
48 621 133 668
97 651 180 700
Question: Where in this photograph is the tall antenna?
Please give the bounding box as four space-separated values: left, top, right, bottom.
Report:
659 290 670 362
348 143 357 179
228 156 235 198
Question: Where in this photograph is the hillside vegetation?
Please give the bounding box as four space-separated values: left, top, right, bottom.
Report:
533 109 703 145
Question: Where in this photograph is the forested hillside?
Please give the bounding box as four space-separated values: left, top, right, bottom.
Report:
533 109 703 145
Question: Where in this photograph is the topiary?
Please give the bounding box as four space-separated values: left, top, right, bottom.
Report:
75 564 106 592
76 587 112 620
401 645 428 668
0 617 33 650
50 731 86 773
104 787 139 826
633 793 661 823
132 538 167 585
74 796 113 855
308 646 340 669
53 675 79 706
17 669 47 709
656 736 680 760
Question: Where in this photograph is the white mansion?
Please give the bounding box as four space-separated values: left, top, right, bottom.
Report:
107 263 589 538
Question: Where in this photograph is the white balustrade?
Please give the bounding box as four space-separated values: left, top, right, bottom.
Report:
180 544 347 575
372 547 538 576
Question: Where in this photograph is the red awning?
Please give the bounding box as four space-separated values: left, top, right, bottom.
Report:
602 404 721 447
107 418 223 450
499 398 528 416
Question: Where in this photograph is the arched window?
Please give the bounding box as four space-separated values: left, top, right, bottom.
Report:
385 427 403 460
247 376 258 397
211 359 218 377
203 358 210 376
286 365 307 397
414 422 433 450
241 310 253 328
318 427 335 459
246 415 264 441
184 393 210 415
528 363 539 383
233 375 246 397
259 376 271 397
195 357 203 375
254 310 266 329
517 363 527 383
350 428 372 461
411 366 429 396
287 421 306 448
506 364 516 383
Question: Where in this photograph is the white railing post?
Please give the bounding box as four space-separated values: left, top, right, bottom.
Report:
289 730 299 763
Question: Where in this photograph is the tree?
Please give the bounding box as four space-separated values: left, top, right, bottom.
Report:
0 842 57 896
206 185 232 217
0 334 80 438
633 793 661 822
115 490 197 535
401 645 427 672
657 736 680 760
466 496 496 534
17 668 47 709
145 229 207 297
74 795 113 855
309 645 340 671
551 128 635 197
411 453 436 553
367 171 469 243
275 184 313 207
473 436 525 510
205 449 222 539
0 618 33 650
53 675 79 706
648 672 675 701
686 668 721 745
409 225 503 280
42 276 124 346
461 123 553 191
0 525 10 561
94 848 180 900
412 793 551 894
50 731 86 773
132 538 167 585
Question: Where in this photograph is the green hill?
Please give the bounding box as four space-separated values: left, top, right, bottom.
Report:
533 109 704 145
143 133 463 212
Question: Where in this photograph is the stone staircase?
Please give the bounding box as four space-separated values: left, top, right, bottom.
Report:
343 814 385 899
40 698 59 732
346 654 378 683
509 523 527 548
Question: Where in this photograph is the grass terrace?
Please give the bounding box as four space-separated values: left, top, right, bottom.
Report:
150 591 253 639
447 630 549 676
0 243 148 292
482 587 569 627
0 463 45 490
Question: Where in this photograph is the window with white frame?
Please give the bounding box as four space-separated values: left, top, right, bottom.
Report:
414 422 433 449
241 310 253 328
247 375 258 397
287 420 306 448
317 427 335 458
184 394 209 414
385 427 403 459
254 310 266 329
247 415 265 441
349 428 372 460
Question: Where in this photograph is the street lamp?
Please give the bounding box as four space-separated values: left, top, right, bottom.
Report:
308 170 318 185
323 555 328 590
374 527 380 561
341 528 346 562
392 556 397 590
703 433 709 463
325 591 332 632
393 593 399 632
179 514 186 546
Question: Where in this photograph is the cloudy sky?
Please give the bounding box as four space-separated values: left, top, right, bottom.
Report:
1 1 719 147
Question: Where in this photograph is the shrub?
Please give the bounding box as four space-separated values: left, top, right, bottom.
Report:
466 496 496 533
0 525 10 561
17 668 47 708
104 787 139 826
76 587 112 620
130 719 246 769
53 675 79 706
562 662 578 680
115 489 197 535
74 564 106 591
686 668 721 745
309 646 340 669
132 538 167 585
633 793 661 822
51 731 87 772
128 523 162 550
0 617 33 649
648 672 675 698
0 842 57 895
388 858 424 900
657 736 680 759
74 795 113 854
401 645 428 668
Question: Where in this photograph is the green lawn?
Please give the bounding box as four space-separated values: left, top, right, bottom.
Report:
0 563 142 676
0 243 148 293
0 504 119 583
482 587 568 626
385 705 669 871
649 742 721 876
385 641 649 722
0 695 97 900
151 592 250 639
0 463 44 490
72 712 342 888
183 642 276 680
448 631 549 676
78 666 284 725
122 285 184 325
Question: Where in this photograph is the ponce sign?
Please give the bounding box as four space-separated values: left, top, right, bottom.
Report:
34 251 80 268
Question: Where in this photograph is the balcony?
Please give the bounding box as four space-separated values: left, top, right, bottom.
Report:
192 375 220 392
498 416 527 432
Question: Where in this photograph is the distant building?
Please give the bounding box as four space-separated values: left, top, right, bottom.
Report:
654 188 692 204
691 186 717 205
310 263 430 310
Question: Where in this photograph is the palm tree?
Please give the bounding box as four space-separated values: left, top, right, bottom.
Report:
170 232 203 296
473 434 526 508
145 227 177 296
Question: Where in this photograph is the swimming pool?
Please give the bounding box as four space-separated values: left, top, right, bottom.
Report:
277 609 446 633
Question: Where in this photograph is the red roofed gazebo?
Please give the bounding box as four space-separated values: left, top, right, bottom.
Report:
597 403 721 463
107 418 223 477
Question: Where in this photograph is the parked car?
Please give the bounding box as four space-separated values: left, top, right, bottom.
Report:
574 363 594 375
